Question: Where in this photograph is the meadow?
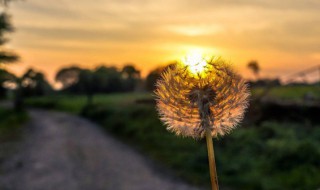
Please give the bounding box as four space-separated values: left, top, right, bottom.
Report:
24 85 320 190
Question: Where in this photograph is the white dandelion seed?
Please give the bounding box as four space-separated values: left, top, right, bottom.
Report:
155 57 250 138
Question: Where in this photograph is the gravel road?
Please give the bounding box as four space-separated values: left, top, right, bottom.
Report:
0 109 201 190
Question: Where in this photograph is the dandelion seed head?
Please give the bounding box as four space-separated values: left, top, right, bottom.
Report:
155 57 250 138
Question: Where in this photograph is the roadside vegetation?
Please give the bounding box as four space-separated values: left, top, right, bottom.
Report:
0 108 28 142
0 107 28 179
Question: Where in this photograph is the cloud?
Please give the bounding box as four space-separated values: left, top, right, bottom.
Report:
6 0 320 82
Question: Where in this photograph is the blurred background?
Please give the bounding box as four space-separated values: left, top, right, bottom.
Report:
0 0 319 189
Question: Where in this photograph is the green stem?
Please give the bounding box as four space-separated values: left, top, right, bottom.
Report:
205 128 219 190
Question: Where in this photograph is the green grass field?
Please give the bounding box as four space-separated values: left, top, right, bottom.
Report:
26 93 152 114
254 85 320 101
25 86 320 190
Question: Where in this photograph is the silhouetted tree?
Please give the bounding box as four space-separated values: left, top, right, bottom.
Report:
145 63 175 91
11 69 52 111
0 0 21 111
78 69 94 106
121 64 140 91
0 13 18 64
56 66 116 105
145 68 162 92
94 66 123 92
0 68 14 98
247 60 260 79
0 8 18 98
21 68 52 97
56 65 140 103
55 66 82 90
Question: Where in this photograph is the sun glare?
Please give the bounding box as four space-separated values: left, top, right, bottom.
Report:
182 51 207 75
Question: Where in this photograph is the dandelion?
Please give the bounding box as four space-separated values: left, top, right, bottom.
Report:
155 55 250 190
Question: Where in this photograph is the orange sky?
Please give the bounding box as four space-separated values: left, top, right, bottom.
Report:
3 0 320 85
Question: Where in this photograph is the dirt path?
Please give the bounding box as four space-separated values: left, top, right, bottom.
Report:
0 109 201 190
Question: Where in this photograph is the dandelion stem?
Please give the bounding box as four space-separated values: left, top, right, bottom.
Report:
205 128 219 190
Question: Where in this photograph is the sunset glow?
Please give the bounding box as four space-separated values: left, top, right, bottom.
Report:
182 51 207 75
3 0 320 84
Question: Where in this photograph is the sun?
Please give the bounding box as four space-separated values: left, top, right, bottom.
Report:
182 51 207 75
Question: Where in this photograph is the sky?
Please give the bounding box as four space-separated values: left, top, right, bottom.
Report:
3 0 320 84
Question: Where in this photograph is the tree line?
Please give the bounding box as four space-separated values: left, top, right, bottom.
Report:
0 62 171 108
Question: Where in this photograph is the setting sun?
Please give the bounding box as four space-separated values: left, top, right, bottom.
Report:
182 51 207 75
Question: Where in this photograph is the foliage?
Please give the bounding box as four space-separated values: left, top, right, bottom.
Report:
0 68 14 98
21 68 53 97
0 107 28 142
145 68 161 91
247 61 260 78
26 93 152 114
0 12 18 64
2 68 53 111
55 66 82 89
145 63 175 91
56 65 141 95
94 66 123 93
121 65 140 91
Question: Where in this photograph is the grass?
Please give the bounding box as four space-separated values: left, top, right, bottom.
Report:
0 107 28 180
0 108 28 142
26 93 152 114
252 85 320 101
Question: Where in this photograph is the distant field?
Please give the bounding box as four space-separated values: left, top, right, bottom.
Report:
253 85 320 101
26 93 152 114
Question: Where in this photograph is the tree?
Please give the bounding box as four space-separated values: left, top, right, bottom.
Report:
0 7 19 99
145 68 162 92
247 60 260 79
0 13 18 64
10 68 52 111
21 68 52 97
145 63 175 91
0 68 14 98
55 65 140 105
122 65 140 79
121 64 140 91
78 69 94 106
93 66 123 93
0 0 21 111
55 66 82 90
